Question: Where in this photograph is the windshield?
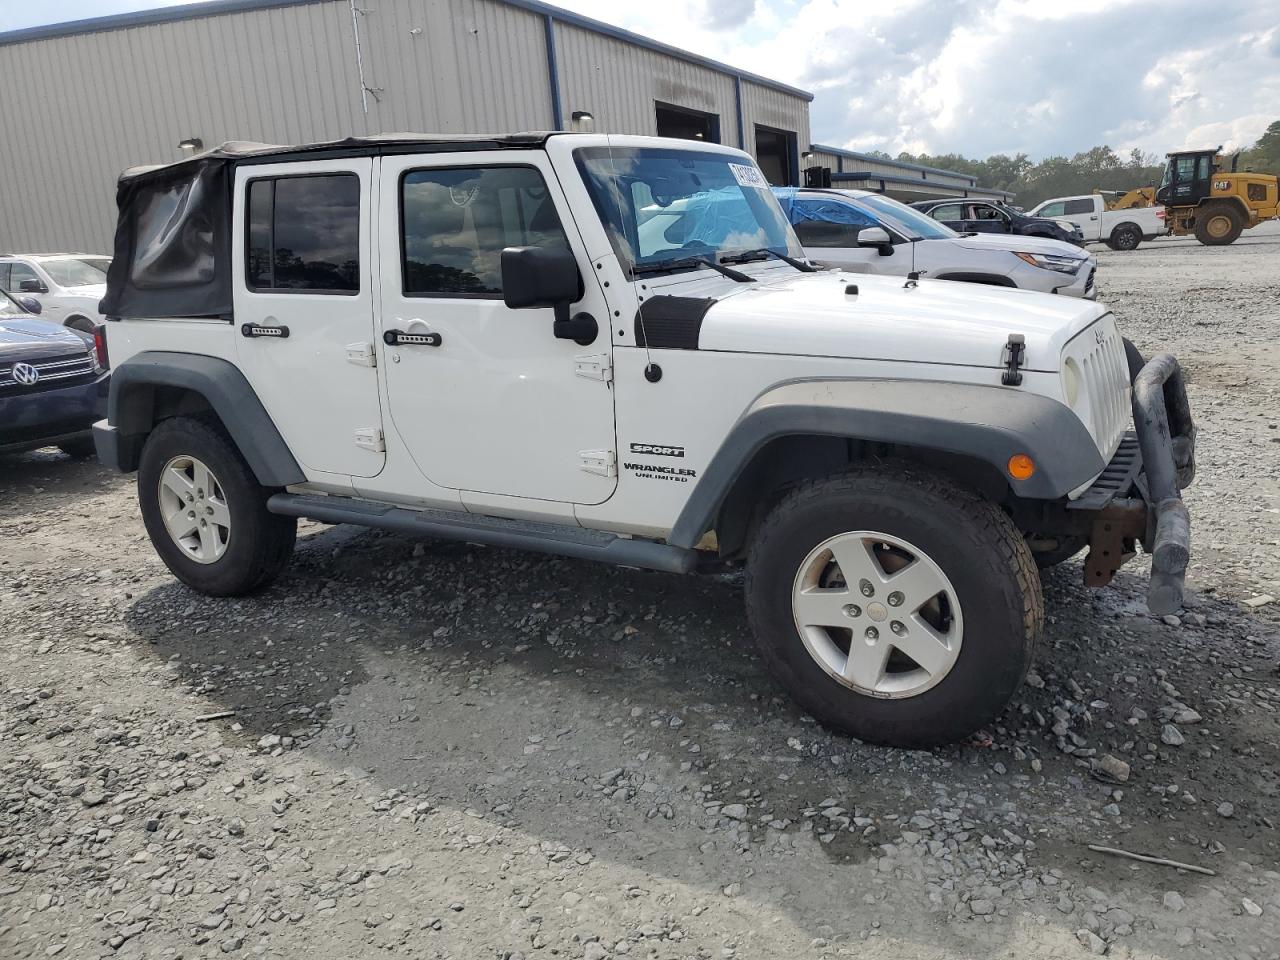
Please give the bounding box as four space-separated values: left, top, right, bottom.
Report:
853 194 957 240
575 146 803 274
42 257 110 288
0 291 30 317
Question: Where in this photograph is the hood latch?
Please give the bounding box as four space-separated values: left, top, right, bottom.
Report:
1002 334 1025 386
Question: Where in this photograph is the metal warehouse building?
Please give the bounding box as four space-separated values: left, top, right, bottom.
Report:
0 0 814 252
807 144 1014 203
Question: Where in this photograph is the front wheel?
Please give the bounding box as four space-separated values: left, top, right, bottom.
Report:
138 416 296 596
744 465 1042 748
1194 204 1243 245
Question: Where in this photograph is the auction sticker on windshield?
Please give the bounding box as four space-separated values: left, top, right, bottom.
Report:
729 163 769 189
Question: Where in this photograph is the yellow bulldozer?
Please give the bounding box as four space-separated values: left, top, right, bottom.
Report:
1156 147 1280 245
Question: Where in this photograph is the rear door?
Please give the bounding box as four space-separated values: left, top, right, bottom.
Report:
925 202 966 233
375 151 617 505
231 159 385 479
1063 197 1099 240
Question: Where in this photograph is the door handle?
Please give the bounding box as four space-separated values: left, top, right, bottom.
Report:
241 322 289 338
384 329 442 347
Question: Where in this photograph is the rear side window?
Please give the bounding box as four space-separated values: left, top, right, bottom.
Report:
246 175 360 294
928 203 964 222
1063 198 1094 215
400 166 571 298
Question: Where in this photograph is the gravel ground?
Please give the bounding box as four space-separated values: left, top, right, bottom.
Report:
2 223 1278 960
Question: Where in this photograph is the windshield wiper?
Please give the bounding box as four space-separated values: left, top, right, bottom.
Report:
720 248 818 272
631 255 756 283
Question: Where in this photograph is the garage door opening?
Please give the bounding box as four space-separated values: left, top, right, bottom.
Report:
655 102 720 144
755 125 798 186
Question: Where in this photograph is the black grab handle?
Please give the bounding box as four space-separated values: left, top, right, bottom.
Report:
384 329 442 347
241 322 289 339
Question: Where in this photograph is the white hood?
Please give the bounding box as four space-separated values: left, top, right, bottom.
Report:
949 232 1088 258
686 269 1105 372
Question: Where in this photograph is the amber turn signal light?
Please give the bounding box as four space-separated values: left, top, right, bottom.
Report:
1007 454 1035 480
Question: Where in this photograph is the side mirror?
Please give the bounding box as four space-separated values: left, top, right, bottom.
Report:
18 278 46 294
856 226 894 256
501 246 597 345
18 296 42 314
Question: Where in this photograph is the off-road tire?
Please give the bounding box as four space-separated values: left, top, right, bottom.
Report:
1194 204 1244 245
138 415 296 596
57 436 98 459
744 463 1042 748
1107 224 1142 251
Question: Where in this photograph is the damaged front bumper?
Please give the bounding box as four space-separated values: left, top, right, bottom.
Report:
1069 353 1196 615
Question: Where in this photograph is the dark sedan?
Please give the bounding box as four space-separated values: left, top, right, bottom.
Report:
910 199 1086 247
0 291 108 458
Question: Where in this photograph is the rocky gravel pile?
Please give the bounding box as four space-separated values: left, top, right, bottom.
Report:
2 226 1279 958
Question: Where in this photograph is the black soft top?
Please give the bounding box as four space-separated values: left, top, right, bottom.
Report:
101 133 556 320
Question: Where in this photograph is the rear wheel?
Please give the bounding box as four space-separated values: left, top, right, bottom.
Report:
1107 223 1142 251
63 315 95 334
138 416 296 596
1194 204 1244 245
744 464 1042 748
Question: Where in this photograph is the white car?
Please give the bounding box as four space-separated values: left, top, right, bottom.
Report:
0 253 112 332
776 188 1096 297
1026 195 1165 251
94 133 1194 748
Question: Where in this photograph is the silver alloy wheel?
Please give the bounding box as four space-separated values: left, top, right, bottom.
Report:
791 531 963 698
157 455 231 564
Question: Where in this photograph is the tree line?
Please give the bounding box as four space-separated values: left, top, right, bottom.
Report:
874 120 1280 207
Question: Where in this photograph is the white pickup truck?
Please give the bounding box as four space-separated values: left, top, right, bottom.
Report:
1026 195 1165 251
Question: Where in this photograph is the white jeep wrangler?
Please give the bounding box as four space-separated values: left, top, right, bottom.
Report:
93 134 1196 748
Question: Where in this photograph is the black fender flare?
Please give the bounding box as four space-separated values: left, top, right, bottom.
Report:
105 350 304 487
667 378 1104 549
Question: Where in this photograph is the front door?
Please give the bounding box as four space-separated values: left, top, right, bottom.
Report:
377 152 617 505
965 203 1012 234
7 261 54 318
232 159 385 478
790 198 914 274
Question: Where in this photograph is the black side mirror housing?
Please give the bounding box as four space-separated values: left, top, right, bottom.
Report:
501 246 580 309
18 278 46 294
501 246 597 345
18 296 42 314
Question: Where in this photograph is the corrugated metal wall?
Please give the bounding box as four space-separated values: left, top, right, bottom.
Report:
0 0 810 252
554 22 736 141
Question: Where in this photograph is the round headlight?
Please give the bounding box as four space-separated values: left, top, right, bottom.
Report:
1062 359 1080 406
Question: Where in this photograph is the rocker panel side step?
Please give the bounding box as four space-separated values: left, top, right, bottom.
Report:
267 493 697 575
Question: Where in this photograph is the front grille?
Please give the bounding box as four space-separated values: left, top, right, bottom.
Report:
1074 322 1130 456
0 351 97 394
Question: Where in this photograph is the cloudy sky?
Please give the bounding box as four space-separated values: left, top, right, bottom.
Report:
4 0 1278 159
